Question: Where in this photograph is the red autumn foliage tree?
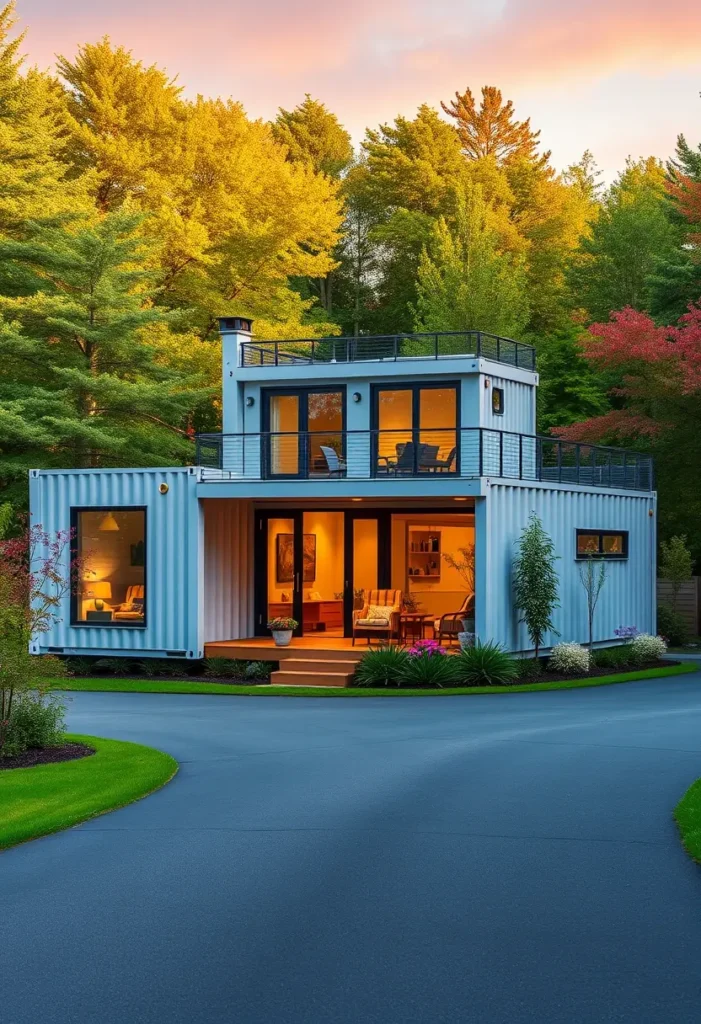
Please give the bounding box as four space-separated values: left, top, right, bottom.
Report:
555 305 701 443
667 173 701 245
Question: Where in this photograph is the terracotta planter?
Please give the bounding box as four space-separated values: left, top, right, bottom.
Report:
272 629 293 647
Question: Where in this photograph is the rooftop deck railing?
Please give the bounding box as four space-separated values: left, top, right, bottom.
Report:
195 428 654 492
239 331 536 372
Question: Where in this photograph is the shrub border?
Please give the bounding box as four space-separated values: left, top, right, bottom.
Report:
54 661 698 697
0 734 177 850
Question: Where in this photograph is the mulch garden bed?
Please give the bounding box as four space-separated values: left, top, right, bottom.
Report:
0 742 95 771
512 658 679 685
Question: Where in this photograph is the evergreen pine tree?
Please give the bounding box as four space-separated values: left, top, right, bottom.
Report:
412 185 529 338
0 209 209 489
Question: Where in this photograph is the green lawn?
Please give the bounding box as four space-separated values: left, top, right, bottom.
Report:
0 734 177 851
55 661 698 697
675 778 701 863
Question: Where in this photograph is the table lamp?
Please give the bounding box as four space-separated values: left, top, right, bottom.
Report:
90 581 112 610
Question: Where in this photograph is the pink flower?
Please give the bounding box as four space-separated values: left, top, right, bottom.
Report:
408 639 447 657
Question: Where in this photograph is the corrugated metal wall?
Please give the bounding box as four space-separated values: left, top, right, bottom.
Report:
483 482 656 652
203 499 254 642
482 374 536 435
29 467 202 657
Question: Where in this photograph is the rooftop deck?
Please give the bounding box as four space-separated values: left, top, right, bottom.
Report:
239 331 536 372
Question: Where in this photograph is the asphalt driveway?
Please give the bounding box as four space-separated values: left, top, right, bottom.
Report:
3 675 701 1023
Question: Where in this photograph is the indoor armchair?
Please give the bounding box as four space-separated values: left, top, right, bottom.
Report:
352 589 402 645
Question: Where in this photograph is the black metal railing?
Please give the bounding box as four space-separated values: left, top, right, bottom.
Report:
195 428 654 491
239 331 536 372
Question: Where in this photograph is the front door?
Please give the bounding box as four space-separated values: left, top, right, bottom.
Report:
254 511 304 636
263 388 344 478
254 510 389 637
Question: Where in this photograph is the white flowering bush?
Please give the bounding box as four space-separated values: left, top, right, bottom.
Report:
629 633 667 664
548 642 591 675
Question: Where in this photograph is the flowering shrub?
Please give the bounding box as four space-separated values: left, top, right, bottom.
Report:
629 633 667 664
548 642 590 675
0 507 74 755
267 617 298 631
407 639 446 657
614 626 639 640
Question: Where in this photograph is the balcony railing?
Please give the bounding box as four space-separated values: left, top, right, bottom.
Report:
239 331 536 372
195 429 654 491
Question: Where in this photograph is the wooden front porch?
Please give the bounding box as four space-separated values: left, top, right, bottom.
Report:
205 636 366 687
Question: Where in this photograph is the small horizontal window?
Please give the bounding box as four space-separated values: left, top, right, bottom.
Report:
72 508 147 626
576 529 628 559
492 387 504 415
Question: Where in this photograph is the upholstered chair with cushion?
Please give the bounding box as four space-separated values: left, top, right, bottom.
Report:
434 592 474 646
352 589 402 645
113 584 146 621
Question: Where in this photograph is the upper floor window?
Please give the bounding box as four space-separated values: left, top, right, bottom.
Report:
492 387 504 415
576 529 628 560
72 508 147 626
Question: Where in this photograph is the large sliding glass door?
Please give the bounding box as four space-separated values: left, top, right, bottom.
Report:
373 383 459 475
264 388 344 478
254 509 389 637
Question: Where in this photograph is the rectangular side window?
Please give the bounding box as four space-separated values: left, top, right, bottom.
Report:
576 529 628 559
72 508 147 626
492 387 504 415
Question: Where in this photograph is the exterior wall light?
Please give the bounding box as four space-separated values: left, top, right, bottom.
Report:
352 392 362 403
246 396 255 407
158 483 169 494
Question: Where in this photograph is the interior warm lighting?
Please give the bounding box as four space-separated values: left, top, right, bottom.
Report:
351 498 363 502
453 497 467 502
98 511 120 531
89 581 112 610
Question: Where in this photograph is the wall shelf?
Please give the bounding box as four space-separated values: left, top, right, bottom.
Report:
407 528 441 582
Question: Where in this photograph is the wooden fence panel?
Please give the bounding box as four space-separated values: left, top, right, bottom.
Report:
657 577 701 633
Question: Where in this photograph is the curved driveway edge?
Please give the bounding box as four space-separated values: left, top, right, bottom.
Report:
3 672 701 1023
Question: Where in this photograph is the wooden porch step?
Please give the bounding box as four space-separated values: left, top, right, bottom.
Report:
278 658 359 674
271 669 353 688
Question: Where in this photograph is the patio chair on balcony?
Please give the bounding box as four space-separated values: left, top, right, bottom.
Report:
320 445 346 477
420 446 457 473
389 442 439 475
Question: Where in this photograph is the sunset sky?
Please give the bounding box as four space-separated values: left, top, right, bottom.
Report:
18 0 701 178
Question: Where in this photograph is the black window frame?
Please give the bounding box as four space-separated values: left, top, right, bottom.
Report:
261 385 347 479
70 505 148 628
575 529 628 560
492 386 504 415
370 380 461 477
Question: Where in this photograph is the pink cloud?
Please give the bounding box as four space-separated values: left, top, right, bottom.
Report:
15 0 701 176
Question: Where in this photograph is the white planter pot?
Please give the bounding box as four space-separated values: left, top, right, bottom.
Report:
272 629 293 647
458 631 475 650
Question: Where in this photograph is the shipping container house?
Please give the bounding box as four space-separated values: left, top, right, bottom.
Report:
29 321 656 679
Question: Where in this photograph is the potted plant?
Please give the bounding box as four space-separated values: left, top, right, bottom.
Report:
267 616 298 647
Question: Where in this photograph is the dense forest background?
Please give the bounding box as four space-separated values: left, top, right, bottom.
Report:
1 4 700 562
